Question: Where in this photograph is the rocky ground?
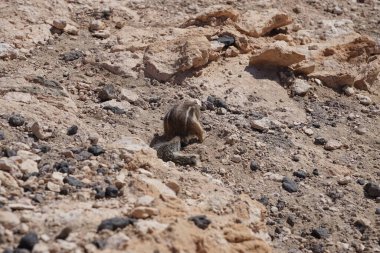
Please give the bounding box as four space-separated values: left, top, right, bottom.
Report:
0 0 380 252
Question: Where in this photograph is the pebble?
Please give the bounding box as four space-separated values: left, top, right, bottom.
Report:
282 177 298 193
55 227 72 240
310 243 324 253
251 118 272 132
287 216 296 227
324 140 342 151
0 130 5 140
63 176 85 188
337 176 351 185
8 114 25 127
293 170 308 179
250 160 261 171
207 96 228 109
18 232 39 250
54 161 73 174
363 182 380 198
88 145 105 156
130 207 159 219
67 125 78 136
61 50 83 62
136 195 154 206
89 20 105 31
52 19 67 30
105 186 119 198
216 107 227 115
231 155 242 163
356 94 371 106
258 196 269 206
314 137 327 145
120 89 139 103
47 182 61 192
342 86 354 96
98 84 117 102
188 215 211 230
291 79 311 96
97 217 135 232
311 227 329 239
303 127 314 136
65 24 79 35
166 180 180 195
355 127 366 135
0 211 20 229
375 208 380 215
19 159 39 174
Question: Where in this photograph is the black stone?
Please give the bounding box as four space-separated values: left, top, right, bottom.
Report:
258 196 269 206
95 187 105 199
88 145 105 156
18 232 38 250
98 85 117 102
207 96 228 109
97 217 135 232
8 115 25 127
364 182 380 198
312 169 319 176
32 194 44 203
327 189 343 201
55 227 72 240
314 137 327 145
293 170 308 179
59 186 70 195
312 122 321 128
286 216 296 227
249 160 261 171
96 167 107 175
4 148 17 157
54 161 73 174
61 50 83 62
39 145 51 153
276 199 286 210
354 220 368 234
311 227 329 239
375 208 380 215
357 178 366 185
282 177 298 193
189 215 211 230
0 131 5 140
63 176 85 188
105 186 119 198
217 35 235 47
76 151 93 161
310 243 325 253
67 125 78 136
291 155 300 162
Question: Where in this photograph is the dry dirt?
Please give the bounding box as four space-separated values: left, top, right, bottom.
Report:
0 0 380 253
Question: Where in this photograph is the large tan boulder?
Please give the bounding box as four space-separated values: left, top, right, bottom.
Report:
235 9 292 37
249 41 306 67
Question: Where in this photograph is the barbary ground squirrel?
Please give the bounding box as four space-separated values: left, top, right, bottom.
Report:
150 100 205 165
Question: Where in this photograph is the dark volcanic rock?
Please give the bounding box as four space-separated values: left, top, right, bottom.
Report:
0 131 4 140
55 227 72 240
18 232 38 250
105 186 119 198
88 145 105 156
310 243 325 253
282 177 298 193
293 170 308 179
61 50 83 61
63 176 85 188
97 217 135 232
364 182 380 198
250 160 261 171
188 215 211 230
8 114 25 127
98 84 117 102
314 137 327 145
54 161 74 174
311 227 329 239
67 125 78 136
207 95 228 109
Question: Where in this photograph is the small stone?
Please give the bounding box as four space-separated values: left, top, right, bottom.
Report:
130 207 159 219
312 169 319 176
0 211 20 229
258 196 269 206
135 220 168 234
105 186 119 198
314 137 327 145
355 127 366 135
216 107 227 115
120 89 139 103
310 243 324 253
55 227 72 240
357 178 366 185
98 85 117 102
19 159 39 174
89 20 105 31
97 217 135 232
67 125 78 136
52 19 67 30
293 170 308 179
166 180 180 195
342 86 354 96
303 127 314 136
250 160 261 171
207 96 228 109
88 145 105 156
251 118 272 132
363 182 380 198
61 50 83 62
64 24 79 35
231 155 241 163
54 161 73 174
18 232 39 250
287 216 296 227
47 182 61 192
291 79 311 96
63 176 85 188
337 176 351 185
8 114 25 127
189 215 211 230
311 227 329 239
356 94 371 106
324 140 342 151
375 208 380 215
136 195 154 206
354 218 371 233
282 177 298 193
291 155 301 162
